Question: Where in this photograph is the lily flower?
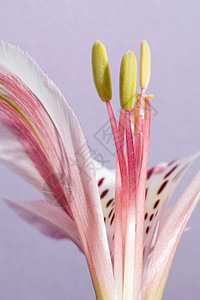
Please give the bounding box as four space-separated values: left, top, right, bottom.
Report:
0 40 200 300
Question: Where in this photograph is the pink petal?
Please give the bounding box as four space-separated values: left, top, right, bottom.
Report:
0 124 43 190
5 199 82 249
142 168 200 300
0 63 71 214
0 42 115 299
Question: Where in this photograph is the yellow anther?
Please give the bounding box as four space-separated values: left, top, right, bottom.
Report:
92 40 112 102
119 50 137 111
136 93 154 101
139 40 151 89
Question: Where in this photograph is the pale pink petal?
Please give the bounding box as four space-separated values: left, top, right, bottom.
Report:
5 199 82 249
149 206 174 253
93 160 115 256
94 152 199 272
143 152 200 266
0 42 115 299
142 168 200 300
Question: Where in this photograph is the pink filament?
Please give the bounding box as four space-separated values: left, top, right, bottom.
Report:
106 101 127 187
106 97 151 299
133 97 151 299
125 110 136 205
113 109 126 299
134 88 145 187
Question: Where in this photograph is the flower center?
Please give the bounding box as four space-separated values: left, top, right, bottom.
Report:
92 40 152 299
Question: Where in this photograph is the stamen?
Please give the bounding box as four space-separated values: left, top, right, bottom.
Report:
133 98 151 299
114 109 126 299
91 40 152 300
135 42 151 181
92 40 112 102
119 49 137 300
119 50 137 111
134 88 145 183
139 40 151 90
105 101 127 185
134 93 153 135
125 110 136 206
123 109 137 300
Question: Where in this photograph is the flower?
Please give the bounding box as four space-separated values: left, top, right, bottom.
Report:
0 40 200 300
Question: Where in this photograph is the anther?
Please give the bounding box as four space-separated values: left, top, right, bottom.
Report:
139 40 151 90
92 40 112 102
119 50 137 111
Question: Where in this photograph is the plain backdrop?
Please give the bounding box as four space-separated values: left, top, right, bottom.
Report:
0 0 200 299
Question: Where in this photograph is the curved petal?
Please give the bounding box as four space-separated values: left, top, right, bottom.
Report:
0 62 71 214
0 123 45 190
93 160 116 256
93 153 200 265
5 199 82 250
143 152 200 265
142 168 200 300
0 42 115 299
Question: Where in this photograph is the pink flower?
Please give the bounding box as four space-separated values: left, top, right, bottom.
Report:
0 40 199 300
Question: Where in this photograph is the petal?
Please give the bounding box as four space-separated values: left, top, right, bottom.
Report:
0 122 44 190
142 168 200 300
0 42 115 299
0 62 71 214
143 152 200 265
5 199 82 249
93 160 115 256
95 153 199 268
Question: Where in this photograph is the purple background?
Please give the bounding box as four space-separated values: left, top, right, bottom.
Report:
0 0 200 299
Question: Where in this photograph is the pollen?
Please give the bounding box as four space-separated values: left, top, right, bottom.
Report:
92 40 112 102
139 40 151 90
136 93 154 101
119 50 137 111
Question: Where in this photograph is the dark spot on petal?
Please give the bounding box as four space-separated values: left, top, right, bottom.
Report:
145 188 148 199
106 198 114 207
110 213 115 226
100 189 109 199
109 208 114 218
143 247 146 256
157 180 168 195
144 212 148 220
149 214 154 221
155 210 158 216
164 165 178 179
147 167 154 179
168 159 176 166
146 226 149 234
104 217 106 223
154 199 160 209
98 177 105 187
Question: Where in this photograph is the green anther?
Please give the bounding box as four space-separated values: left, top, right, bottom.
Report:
119 50 137 111
92 40 112 102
